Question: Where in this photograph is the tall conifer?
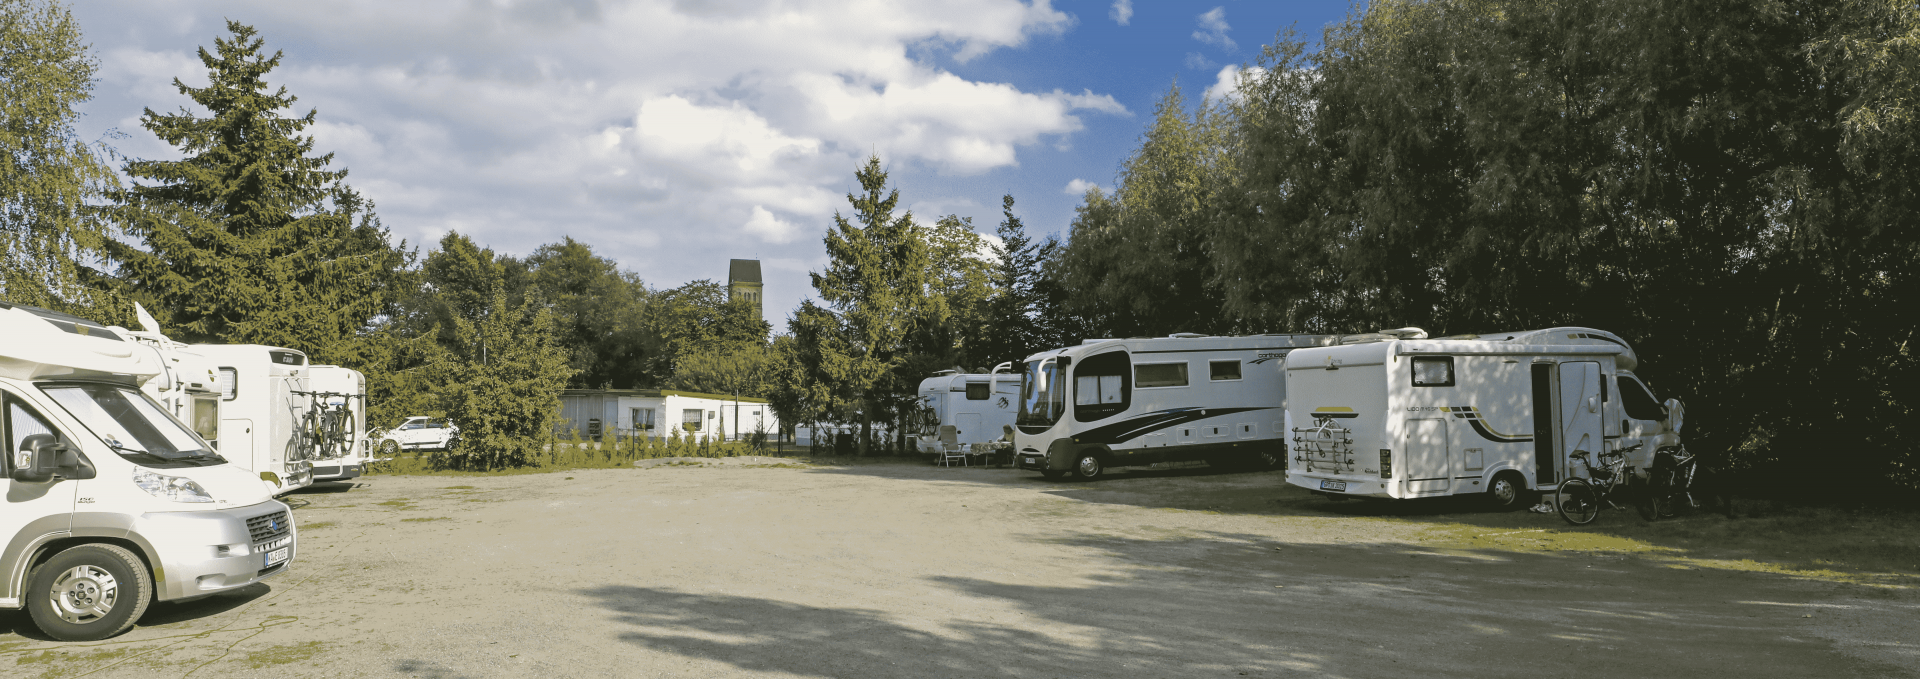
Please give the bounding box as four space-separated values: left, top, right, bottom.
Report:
106 21 406 354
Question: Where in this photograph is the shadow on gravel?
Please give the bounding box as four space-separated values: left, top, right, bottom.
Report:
809 459 1920 578
135 583 272 628
581 529 1911 679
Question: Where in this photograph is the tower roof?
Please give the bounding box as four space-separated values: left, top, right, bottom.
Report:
728 259 762 284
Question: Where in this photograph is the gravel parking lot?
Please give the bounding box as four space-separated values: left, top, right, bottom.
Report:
3 459 1915 678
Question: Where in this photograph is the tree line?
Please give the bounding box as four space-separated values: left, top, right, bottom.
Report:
1048 0 1920 497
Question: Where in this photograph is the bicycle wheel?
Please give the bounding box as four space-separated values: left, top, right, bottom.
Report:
1636 475 1670 522
1556 478 1600 526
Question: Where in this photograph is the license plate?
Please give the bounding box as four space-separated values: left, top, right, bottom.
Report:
1320 480 1347 492
1025 456 1039 466
264 547 289 567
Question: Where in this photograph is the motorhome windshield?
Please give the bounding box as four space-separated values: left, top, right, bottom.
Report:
1018 359 1065 428
42 384 224 466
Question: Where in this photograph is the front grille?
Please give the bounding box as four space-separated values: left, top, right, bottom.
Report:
247 510 291 544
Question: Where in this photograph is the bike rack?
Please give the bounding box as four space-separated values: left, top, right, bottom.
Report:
1291 422 1355 474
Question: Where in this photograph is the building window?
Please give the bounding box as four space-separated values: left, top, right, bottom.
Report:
682 409 703 431
633 408 655 430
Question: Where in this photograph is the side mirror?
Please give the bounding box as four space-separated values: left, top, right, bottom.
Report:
1664 399 1685 434
11 434 64 483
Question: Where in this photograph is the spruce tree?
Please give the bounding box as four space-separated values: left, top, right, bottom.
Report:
808 155 933 454
986 194 1043 366
106 21 406 354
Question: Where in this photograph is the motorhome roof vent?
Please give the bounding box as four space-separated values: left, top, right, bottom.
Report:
1378 327 1428 340
1169 332 1206 338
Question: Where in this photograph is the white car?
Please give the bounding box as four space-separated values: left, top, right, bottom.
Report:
374 416 461 455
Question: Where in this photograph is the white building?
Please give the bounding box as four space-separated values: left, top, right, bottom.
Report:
557 388 777 442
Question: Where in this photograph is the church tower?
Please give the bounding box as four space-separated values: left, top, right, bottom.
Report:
727 259 763 324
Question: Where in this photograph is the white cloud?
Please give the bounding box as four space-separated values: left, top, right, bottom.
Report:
71 0 1127 330
1185 52 1215 70
1205 64 1264 103
1064 178 1103 196
1193 7 1234 51
1109 0 1133 26
743 205 800 243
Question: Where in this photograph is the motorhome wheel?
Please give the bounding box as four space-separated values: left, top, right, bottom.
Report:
26 544 153 642
1073 453 1104 480
1485 472 1526 511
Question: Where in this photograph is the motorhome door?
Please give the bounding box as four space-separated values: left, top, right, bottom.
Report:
1405 418 1451 494
1558 362 1603 479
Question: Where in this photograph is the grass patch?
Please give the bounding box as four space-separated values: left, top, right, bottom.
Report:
13 647 141 678
300 520 337 530
244 641 326 669
442 485 476 489
365 437 816 477
401 516 451 523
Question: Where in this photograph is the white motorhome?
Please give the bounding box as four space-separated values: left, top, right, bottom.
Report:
0 301 296 641
911 365 1020 455
189 344 315 495
1012 334 1346 480
303 365 366 482
120 322 225 453
1283 327 1685 509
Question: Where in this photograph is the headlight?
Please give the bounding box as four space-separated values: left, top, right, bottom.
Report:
133 468 216 503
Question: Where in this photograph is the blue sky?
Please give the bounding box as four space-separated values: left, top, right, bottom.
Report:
69 0 1359 331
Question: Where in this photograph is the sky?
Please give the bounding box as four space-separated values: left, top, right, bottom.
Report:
69 0 1359 331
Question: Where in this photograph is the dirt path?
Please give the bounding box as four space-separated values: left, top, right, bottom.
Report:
3 460 1914 678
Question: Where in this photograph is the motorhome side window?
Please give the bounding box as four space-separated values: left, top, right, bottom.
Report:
965 382 990 400
1073 351 1131 422
1135 361 1189 388
1412 357 1455 387
216 367 238 401
1209 360 1242 381
6 396 58 471
1618 376 1666 420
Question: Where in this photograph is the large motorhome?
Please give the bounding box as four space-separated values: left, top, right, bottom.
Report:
304 365 366 482
189 344 315 495
0 301 296 641
911 365 1020 455
1012 334 1347 479
1283 327 1685 509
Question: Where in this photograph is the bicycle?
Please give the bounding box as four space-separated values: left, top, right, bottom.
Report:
1555 443 1644 526
293 390 362 466
1643 445 1734 520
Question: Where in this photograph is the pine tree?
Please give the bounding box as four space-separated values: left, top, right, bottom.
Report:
985 194 1043 366
808 155 933 454
0 0 121 317
105 21 406 354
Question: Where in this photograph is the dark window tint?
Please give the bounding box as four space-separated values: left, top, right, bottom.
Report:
1209 360 1242 381
965 382 990 400
1412 357 1455 387
1135 362 1189 388
269 350 306 366
1619 376 1666 420
1073 351 1131 422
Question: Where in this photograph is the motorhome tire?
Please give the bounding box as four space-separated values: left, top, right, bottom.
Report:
1073 453 1104 480
1257 448 1284 470
26 544 153 642
1555 479 1600 526
1485 472 1525 511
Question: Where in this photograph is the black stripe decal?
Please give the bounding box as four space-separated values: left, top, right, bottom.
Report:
1466 418 1532 443
1073 407 1275 445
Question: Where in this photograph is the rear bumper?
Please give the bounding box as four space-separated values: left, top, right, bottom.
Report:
1287 471 1393 498
312 463 362 481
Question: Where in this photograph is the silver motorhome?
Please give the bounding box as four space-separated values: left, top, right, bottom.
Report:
0 302 295 641
1012 334 1344 479
1284 327 1684 508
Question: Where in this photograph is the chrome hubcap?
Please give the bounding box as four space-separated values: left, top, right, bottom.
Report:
1492 479 1516 504
50 565 118 625
1078 457 1101 477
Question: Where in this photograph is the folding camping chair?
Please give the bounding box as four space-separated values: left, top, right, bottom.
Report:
937 425 968 467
